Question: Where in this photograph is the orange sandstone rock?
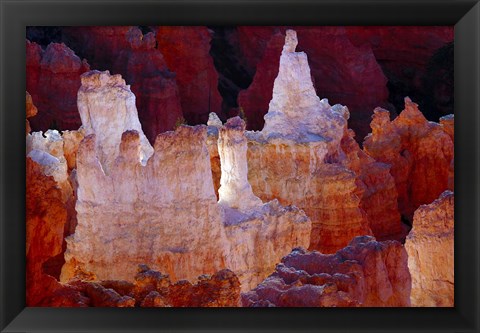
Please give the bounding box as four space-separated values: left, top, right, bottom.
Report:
26 91 38 134
363 98 453 221
242 236 411 307
45 265 240 307
405 191 454 306
341 128 403 240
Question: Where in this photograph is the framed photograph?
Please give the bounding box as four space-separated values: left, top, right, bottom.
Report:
1 0 479 332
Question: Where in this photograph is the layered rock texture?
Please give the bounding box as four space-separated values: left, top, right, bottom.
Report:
241 30 382 253
363 98 454 221
25 26 454 307
26 40 90 131
242 236 411 307
62 70 311 292
405 191 454 306
77 70 153 172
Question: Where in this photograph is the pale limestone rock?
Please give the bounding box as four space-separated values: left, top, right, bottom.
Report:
223 200 311 291
218 117 262 212
62 126 229 283
61 51 324 292
201 30 376 253
26 128 85 202
62 123 310 292
405 190 454 306
255 29 348 159
77 70 153 173
217 117 311 290
207 112 223 128
26 130 71 202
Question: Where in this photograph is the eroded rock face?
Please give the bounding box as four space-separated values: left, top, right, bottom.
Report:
236 27 389 139
26 41 90 131
62 26 183 143
363 98 454 220
340 128 403 240
44 265 240 307
242 236 411 307
218 117 262 211
405 191 454 306
63 74 310 292
62 126 228 283
155 26 223 125
26 158 67 306
241 30 373 253
245 142 371 253
63 126 310 291
77 70 154 173
217 117 311 289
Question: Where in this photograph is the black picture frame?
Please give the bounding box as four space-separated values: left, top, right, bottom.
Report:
1 0 479 332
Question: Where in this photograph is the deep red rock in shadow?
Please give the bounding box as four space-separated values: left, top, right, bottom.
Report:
26 157 67 306
155 26 223 125
341 128 404 241
26 41 90 131
237 32 283 130
26 91 38 134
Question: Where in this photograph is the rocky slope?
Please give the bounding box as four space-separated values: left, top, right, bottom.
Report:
242 236 411 307
43 265 240 307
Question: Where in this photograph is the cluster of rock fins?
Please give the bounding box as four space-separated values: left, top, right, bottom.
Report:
26 29 454 307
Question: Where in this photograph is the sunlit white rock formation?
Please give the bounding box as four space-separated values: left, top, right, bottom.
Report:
62 71 311 292
77 70 153 173
241 29 374 253
258 29 348 158
218 117 263 211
